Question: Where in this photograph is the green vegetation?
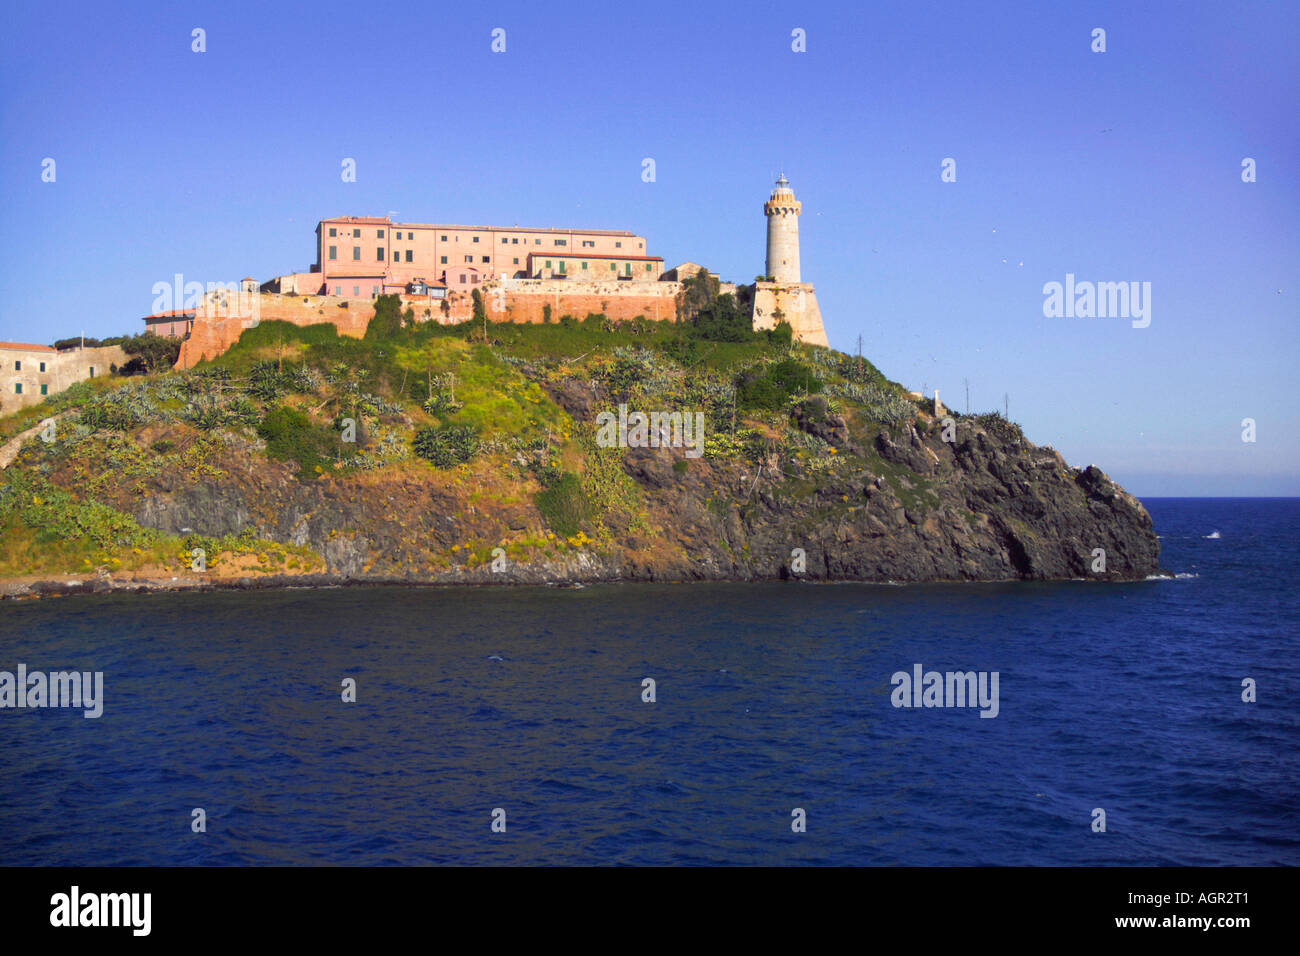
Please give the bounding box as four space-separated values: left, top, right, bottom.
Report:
736 358 823 411
257 406 337 478
412 424 478 468
0 288 970 581
533 471 589 538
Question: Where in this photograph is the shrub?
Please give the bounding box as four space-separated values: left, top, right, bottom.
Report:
412 424 478 468
533 471 589 537
257 406 335 478
247 360 290 400
365 294 405 340
735 359 822 411
691 293 755 342
767 321 794 347
601 356 649 396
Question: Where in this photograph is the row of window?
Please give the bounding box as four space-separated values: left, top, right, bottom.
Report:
13 360 48 372
11 367 97 394
327 245 654 272
327 246 420 263
325 227 639 250
540 261 655 274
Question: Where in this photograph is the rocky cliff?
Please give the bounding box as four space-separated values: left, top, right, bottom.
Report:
0 312 1161 598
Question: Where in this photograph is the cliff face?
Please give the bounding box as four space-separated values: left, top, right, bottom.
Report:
103 390 1158 588
0 320 1161 597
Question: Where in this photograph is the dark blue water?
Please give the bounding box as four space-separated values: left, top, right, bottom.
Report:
1 498 1296 865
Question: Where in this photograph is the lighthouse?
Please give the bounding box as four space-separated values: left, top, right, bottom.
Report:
764 174 801 283
751 175 829 347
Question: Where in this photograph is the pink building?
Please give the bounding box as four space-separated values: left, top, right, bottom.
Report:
312 216 658 295
143 310 196 338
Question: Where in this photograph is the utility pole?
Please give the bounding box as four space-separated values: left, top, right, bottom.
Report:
1004 392 1009 420
856 333 863 379
964 378 970 415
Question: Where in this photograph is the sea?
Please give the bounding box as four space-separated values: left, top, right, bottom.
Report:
1 498 1296 865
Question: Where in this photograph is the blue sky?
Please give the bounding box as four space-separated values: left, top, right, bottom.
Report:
1 0 1296 495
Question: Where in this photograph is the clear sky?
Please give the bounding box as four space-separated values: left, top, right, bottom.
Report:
1 0 1296 496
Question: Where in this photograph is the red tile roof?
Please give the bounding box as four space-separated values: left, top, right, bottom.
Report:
0 341 56 352
143 310 196 320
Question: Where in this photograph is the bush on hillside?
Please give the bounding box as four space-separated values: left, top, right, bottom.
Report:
412 424 478 468
735 359 822 411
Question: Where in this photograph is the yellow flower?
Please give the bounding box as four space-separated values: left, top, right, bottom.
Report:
452 544 461 552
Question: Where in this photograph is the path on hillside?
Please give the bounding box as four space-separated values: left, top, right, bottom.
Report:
0 412 71 470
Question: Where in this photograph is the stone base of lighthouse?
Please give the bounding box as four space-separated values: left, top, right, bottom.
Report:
751 281 829 347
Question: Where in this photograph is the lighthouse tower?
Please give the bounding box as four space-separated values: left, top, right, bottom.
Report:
751 175 828 347
764 174 801 282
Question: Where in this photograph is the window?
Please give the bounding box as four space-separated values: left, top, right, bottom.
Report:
353 229 361 237
615 241 622 248
464 255 473 263
554 239 566 246
610 263 617 271
39 362 46 372
512 238 518 244
512 258 519 265
329 245 337 260
12 360 19 371
372 286 379 296
501 238 508 245
334 285 341 295
441 235 448 241
545 260 551 269
353 247 361 260
472 236 479 243
582 240 594 247
40 384 48 395
559 261 566 273
440 256 447 264
581 261 588 270
13 383 19 394
535 239 541 245
353 286 360 296
459 274 466 283
646 263 653 271
89 367 95 376
481 256 489 263
329 227 337 237
377 248 385 260
405 250 413 262
638 242 643 249
377 229 384 238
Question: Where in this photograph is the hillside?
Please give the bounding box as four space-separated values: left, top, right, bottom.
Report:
0 298 1161 598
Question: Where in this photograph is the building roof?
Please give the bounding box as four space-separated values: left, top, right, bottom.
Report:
0 341 56 352
320 216 393 226
530 251 663 262
318 216 639 237
143 310 196 320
